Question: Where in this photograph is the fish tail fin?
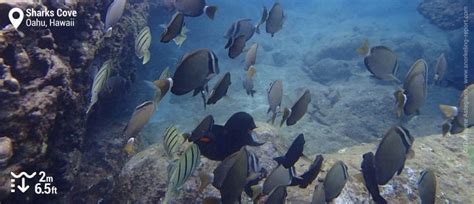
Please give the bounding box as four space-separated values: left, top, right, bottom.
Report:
142 50 151 64
255 24 261 34
438 104 458 119
390 75 401 84
205 5 218 20
86 104 93 115
271 112 277 124
273 156 287 167
373 194 388 204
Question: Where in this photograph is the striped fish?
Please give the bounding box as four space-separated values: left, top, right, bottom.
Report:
163 144 201 204
135 26 152 64
163 125 185 158
86 60 112 114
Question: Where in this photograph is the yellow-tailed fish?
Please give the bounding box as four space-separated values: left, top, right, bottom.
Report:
174 26 189 47
87 60 112 114
356 38 369 56
247 66 256 78
163 125 185 159
124 137 136 154
135 26 152 64
163 144 201 204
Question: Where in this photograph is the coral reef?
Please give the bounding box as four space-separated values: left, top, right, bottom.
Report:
117 123 473 203
417 0 472 30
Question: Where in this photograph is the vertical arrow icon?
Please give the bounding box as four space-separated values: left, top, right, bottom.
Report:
17 178 29 193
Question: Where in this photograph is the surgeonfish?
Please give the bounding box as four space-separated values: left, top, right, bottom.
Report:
104 0 127 32
152 77 173 103
291 154 324 188
267 80 283 124
255 6 268 34
356 38 369 56
262 164 293 195
374 126 414 185
433 53 447 85
285 89 311 126
163 144 201 204
242 66 257 97
323 161 349 202
245 43 258 70
266 2 284 37
311 183 326 204
87 60 112 114
207 72 231 105
264 185 287 204
192 112 264 161
228 35 247 59
188 115 214 142
361 152 387 204
163 125 185 159
198 171 214 193
135 26 152 64
212 147 249 204
274 134 305 168
123 137 136 155
439 84 474 134
159 67 171 80
395 59 428 117
174 26 189 47
174 0 218 19
364 46 400 82
160 12 188 46
171 48 219 109
224 19 256 49
417 169 437 204
122 101 156 138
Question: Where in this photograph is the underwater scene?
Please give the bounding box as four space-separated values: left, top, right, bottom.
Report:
0 0 473 203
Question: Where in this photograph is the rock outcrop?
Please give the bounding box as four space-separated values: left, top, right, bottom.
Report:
417 0 472 30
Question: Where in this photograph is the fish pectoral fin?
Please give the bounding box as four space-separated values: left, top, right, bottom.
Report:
142 50 151 64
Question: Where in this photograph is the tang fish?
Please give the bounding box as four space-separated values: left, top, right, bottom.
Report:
224 19 255 49
188 115 214 142
159 67 171 80
291 154 324 188
171 48 219 108
361 152 387 204
266 2 284 37
395 59 428 116
323 161 349 202
356 38 369 56
160 12 188 47
364 46 400 82
433 53 447 85
87 60 112 114
212 147 249 204
280 107 291 127
153 77 173 104
285 89 311 126
192 112 264 161
263 164 293 195
243 66 256 97
123 101 156 138
374 126 414 185
267 80 283 124
274 134 305 168
264 185 287 204
135 26 152 64
104 0 127 32
255 6 268 34
228 35 247 59
207 72 231 105
439 84 474 134
245 43 258 70
417 169 437 204
174 0 218 19
164 144 201 204
163 125 185 159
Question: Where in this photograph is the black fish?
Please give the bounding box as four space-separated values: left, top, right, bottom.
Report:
361 152 387 204
188 115 214 142
274 134 305 168
193 112 264 161
290 154 324 188
207 72 231 105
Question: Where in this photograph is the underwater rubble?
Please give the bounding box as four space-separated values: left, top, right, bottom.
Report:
417 0 473 30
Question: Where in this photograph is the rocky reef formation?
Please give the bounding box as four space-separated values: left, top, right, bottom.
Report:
116 122 473 203
0 0 157 202
417 0 473 30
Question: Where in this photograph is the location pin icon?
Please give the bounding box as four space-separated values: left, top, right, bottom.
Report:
9 8 24 30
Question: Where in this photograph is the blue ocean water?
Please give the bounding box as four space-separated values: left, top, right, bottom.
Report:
127 0 466 154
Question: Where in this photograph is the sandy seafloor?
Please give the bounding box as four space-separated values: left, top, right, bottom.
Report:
128 1 463 155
